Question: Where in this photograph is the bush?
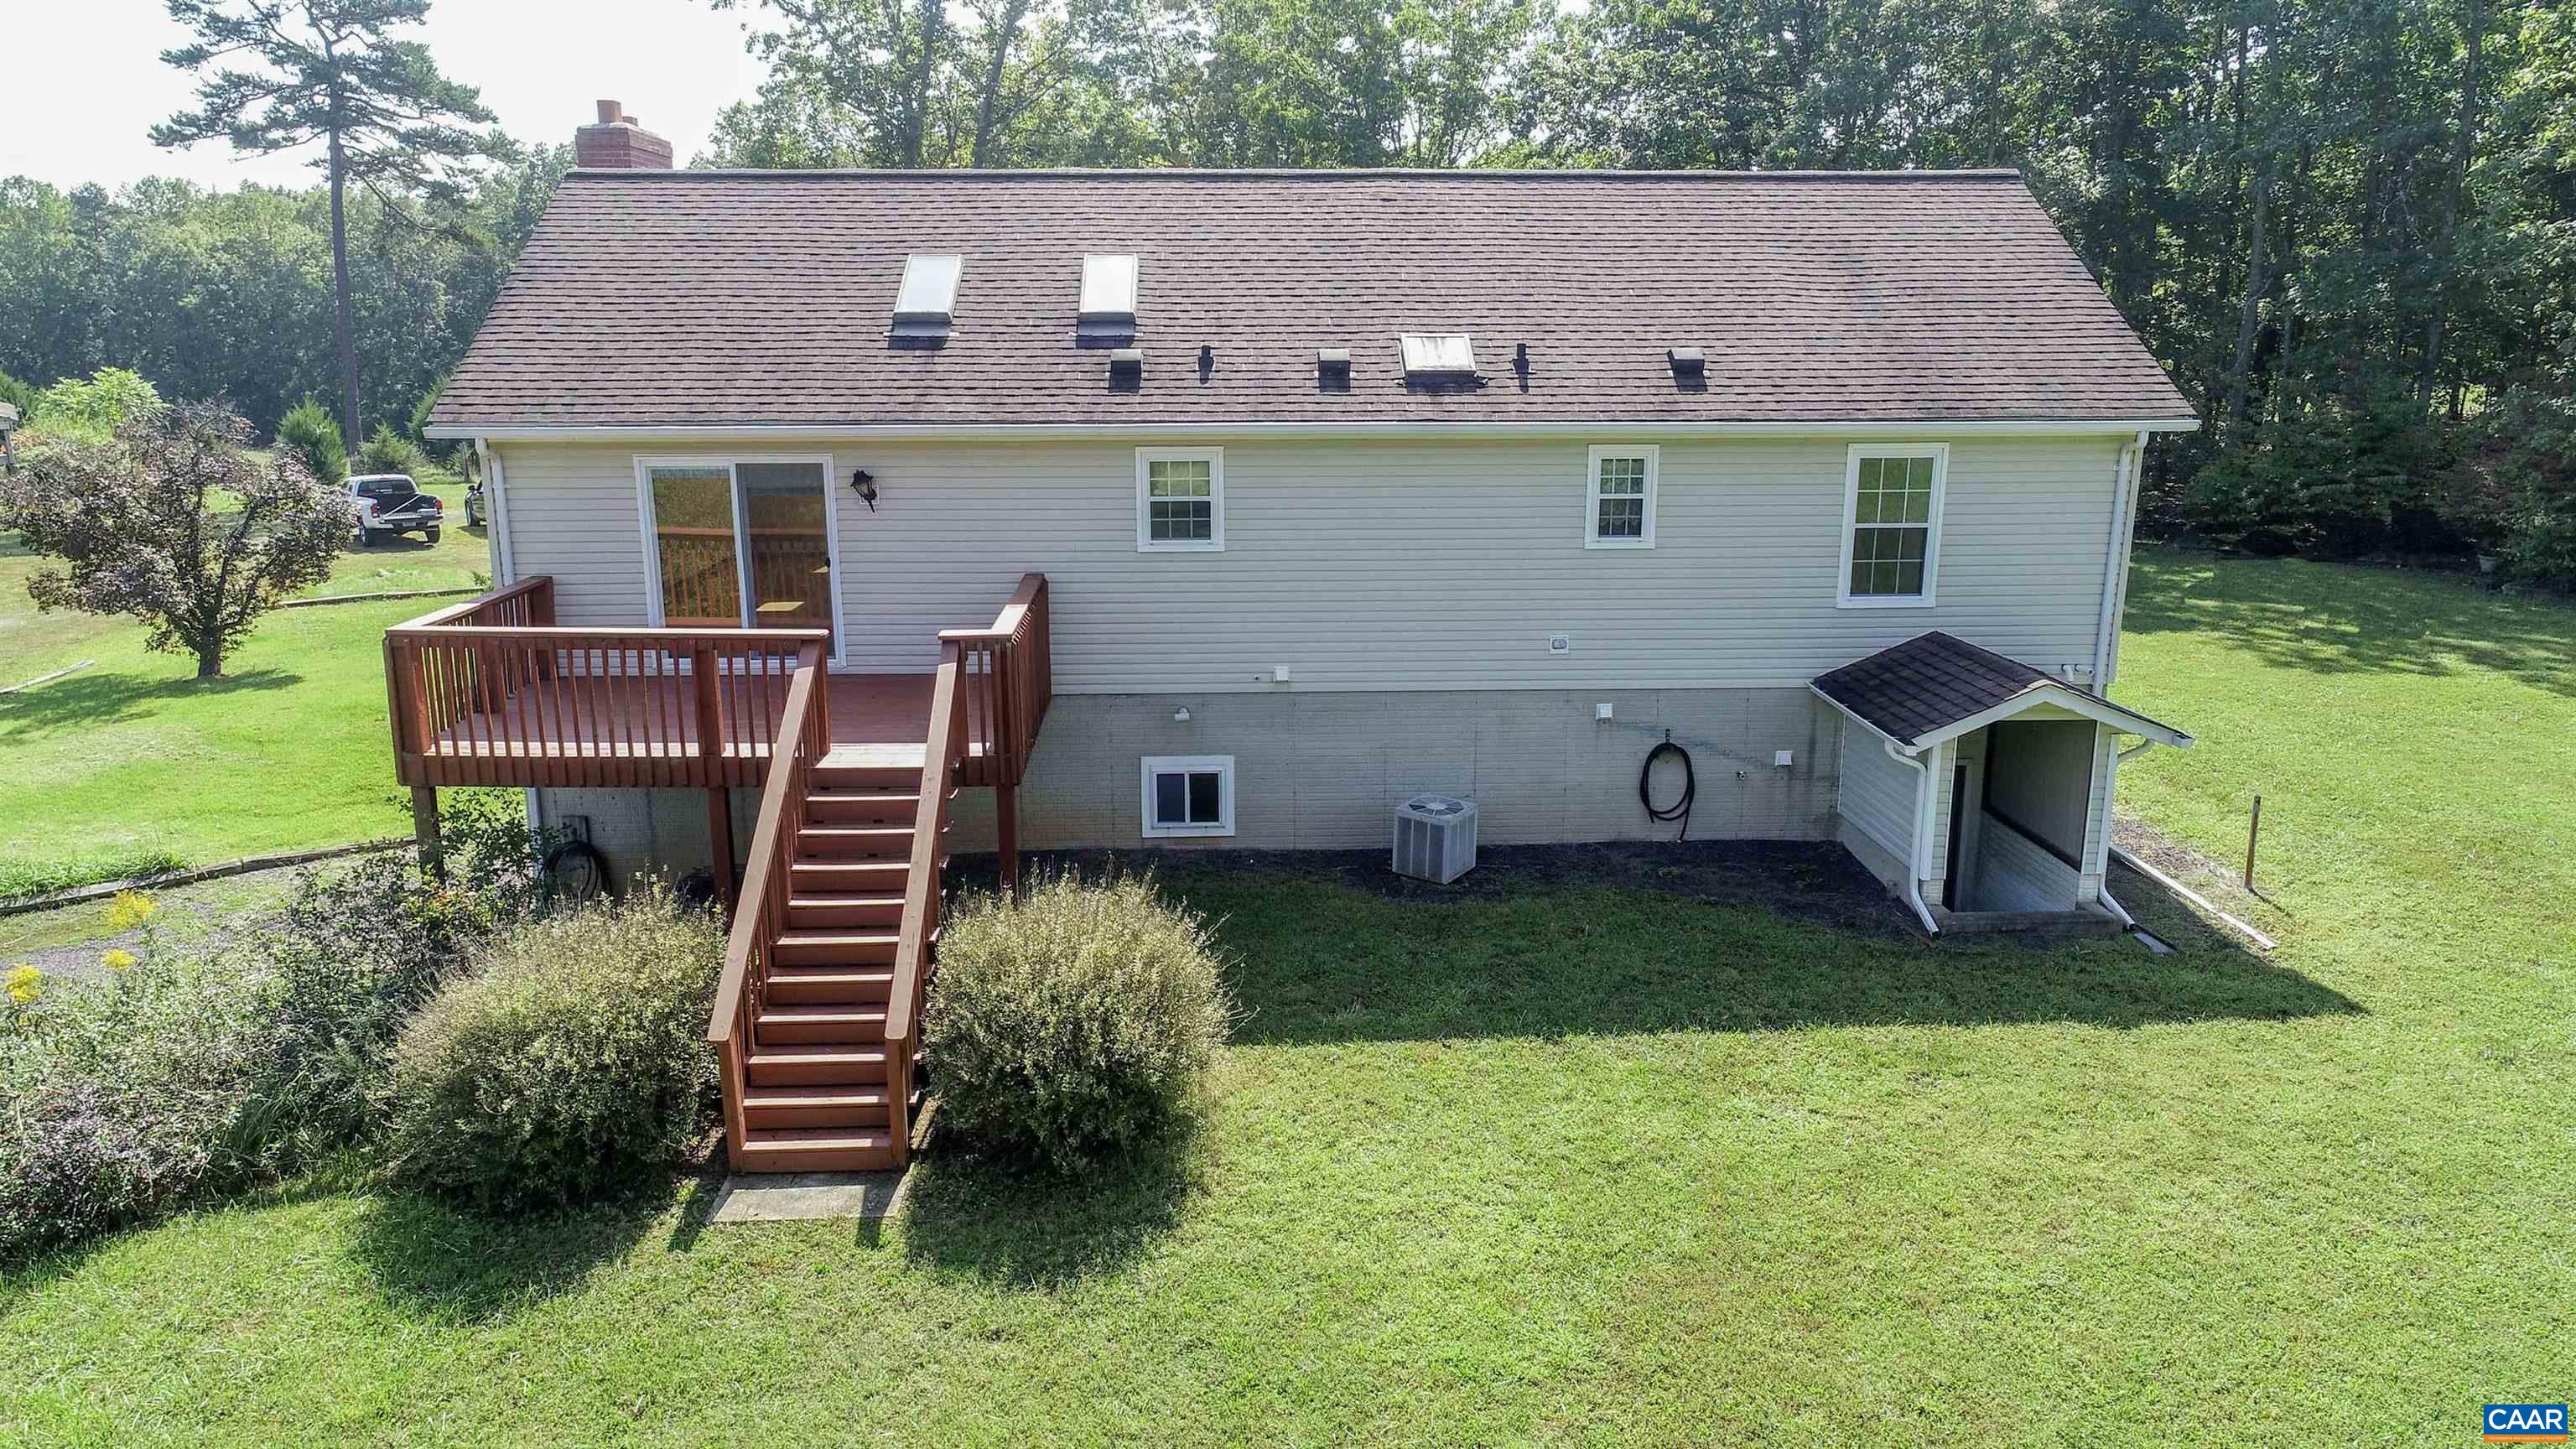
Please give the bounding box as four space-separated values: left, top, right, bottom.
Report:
386 891 723 1214
356 423 428 480
925 870 1233 1174
28 367 162 442
0 947 289 1259
0 369 34 421
408 377 455 466
275 396 346 486
0 818 557 1259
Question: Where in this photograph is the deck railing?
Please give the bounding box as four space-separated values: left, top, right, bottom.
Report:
384 576 829 789
881 645 969 1166
944 573 1052 790
706 641 833 1165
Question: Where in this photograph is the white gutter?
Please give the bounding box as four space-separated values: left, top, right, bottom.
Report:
428 417 2204 444
1881 740 1942 936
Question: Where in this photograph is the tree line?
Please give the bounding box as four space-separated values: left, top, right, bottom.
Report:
3 0 2570 581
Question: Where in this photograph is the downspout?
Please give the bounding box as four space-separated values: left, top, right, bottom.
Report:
474 437 516 584
1882 740 1941 935
2096 736 2162 928
2092 428 2155 927
474 436 540 834
2091 434 2145 692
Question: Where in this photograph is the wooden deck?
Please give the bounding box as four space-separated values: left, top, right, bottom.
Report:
400 668 988 788
387 574 1048 808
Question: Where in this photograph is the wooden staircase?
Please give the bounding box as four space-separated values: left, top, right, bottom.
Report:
707 574 1052 1176
733 758 943 1173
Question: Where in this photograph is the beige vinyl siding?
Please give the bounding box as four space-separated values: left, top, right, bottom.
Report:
491 433 2128 690
1835 717 1920 873
1974 813 2084 911
491 444 651 627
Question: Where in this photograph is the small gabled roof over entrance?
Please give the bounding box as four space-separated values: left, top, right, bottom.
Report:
1811 631 2192 751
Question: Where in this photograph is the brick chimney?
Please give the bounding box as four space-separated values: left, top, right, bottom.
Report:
575 100 673 170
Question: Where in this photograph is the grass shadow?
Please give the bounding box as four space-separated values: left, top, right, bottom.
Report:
898 1120 1207 1291
2125 550 2576 699
1119 843 2359 1047
0 665 299 739
345 1174 688 1325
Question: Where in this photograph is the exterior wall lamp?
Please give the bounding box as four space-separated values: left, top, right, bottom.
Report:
849 467 877 511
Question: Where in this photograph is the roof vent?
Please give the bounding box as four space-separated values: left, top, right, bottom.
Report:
1668 346 1705 376
1317 347 1351 390
1108 346 1144 385
1078 253 1139 344
1400 333 1478 382
890 253 963 346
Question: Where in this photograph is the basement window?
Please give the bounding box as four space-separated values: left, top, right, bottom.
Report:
1585 444 1658 548
1136 447 1223 551
1142 756 1234 838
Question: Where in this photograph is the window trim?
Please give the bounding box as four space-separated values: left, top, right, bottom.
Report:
632 454 849 667
1135 446 1225 553
1583 444 1659 549
1836 442 1948 609
1140 755 1236 839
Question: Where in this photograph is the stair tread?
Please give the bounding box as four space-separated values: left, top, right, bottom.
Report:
747 1044 889 1062
767 964 896 979
777 929 901 946
743 1084 891 1106
787 895 906 909
745 1128 896 1150
758 1004 887 1022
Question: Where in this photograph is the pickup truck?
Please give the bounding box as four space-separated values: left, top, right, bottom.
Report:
348 475 442 547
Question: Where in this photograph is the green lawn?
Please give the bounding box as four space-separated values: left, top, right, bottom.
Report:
0 481 487 893
3 550 2572 1446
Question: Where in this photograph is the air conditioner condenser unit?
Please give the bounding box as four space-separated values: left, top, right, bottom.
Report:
1392 794 1478 884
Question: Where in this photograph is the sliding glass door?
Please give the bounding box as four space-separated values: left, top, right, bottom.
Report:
641 458 837 653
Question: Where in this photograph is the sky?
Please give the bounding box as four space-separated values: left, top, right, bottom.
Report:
3 0 776 192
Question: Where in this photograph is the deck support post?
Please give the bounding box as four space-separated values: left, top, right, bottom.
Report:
995 784 1020 900
410 785 443 880
705 787 736 910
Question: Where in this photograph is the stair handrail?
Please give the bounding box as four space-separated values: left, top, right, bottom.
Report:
707 640 830 1166
881 642 968 1164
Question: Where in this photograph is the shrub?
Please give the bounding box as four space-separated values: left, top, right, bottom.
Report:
356 423 428 480
408 377 455 465
925 870 1233 1174
0 824 558 1259
0 948 288 1259
275 395 346 486
386 891 723 1214
0 369 34 421
28 367 162 442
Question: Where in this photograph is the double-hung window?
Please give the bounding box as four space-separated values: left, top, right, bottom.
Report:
1141 756 1234 838
1585 445 1658 548
1137 448 1223 551
1838 444 1946 606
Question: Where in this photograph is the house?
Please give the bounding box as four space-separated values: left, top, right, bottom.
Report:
400 101 2197 1172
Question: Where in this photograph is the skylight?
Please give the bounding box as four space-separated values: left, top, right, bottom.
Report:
1400 333 1478 378
1079 253 1139 337
890 253 963 342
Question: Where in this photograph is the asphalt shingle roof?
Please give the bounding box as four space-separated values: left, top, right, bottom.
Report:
1812 631 2188 747
433 169 2196 429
